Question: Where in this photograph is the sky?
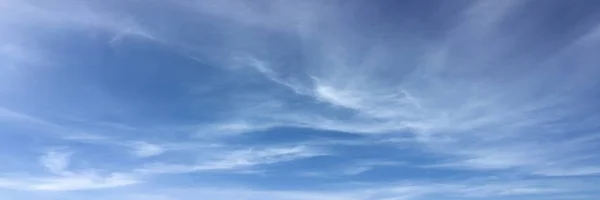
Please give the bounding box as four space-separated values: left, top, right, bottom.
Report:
1 0 600 199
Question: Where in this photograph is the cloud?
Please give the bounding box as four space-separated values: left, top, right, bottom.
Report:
0 107 58 127
130 142 166 158
0 107 126 144
534 167 600 177
1 0 600 199
39 150 71 175
139 145 324 174
300 160 403 177
28 173 137 191
0 173 138 191
0 150 139 191
194 121 275 137
5 177 589 200
0 0 156 82
213 0 600 179
0 0 152 38
0 43 46 68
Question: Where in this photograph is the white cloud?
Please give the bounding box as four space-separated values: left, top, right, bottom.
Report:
0 150 139 191
184 0 331 36
0 107 125 143
139 145 324 174
534 167 600 177
40 150 71 175
12 178 586 200
0 107 58 127
0 44 45 67
1 0 599 198
0 0 156 81
0 173 138 191
195 121 274 136
130 142 166 158
30 173 137 191
210 0 600 179
0 0 152 38
300 160 402 177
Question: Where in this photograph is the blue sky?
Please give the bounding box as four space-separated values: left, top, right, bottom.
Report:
1 0 600 199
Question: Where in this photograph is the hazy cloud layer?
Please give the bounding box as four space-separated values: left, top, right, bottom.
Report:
1 0 600 199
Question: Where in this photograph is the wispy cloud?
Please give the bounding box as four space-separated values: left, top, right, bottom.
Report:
1 0 600 199
212 0 600 179
0 150 138 191
139 145 324 174
130 142 166 158
7 177 590 200
0 107 58 127
39 150 72 175
0 0 153 39
301 160 402 177
194 121 274 136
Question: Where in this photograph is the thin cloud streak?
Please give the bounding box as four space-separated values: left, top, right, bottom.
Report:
138 145 324 174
